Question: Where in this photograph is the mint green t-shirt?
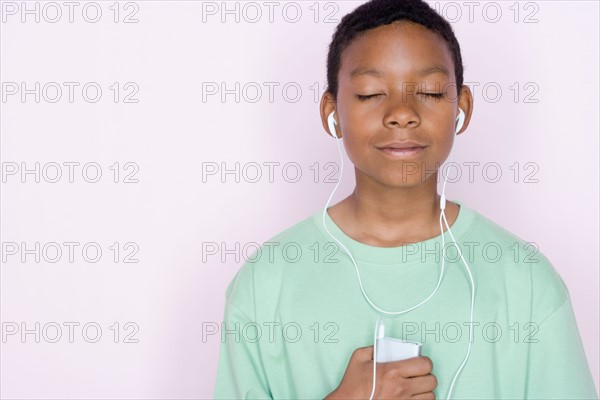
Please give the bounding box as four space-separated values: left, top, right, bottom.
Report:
213 200 598 399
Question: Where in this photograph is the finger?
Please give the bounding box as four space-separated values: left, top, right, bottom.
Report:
411 392 435 400
389 356 433 378
408 374 438 394
353 345 374 362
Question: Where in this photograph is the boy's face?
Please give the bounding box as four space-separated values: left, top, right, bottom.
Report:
321 21 472 189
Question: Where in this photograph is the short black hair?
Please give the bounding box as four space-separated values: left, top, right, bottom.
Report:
326 0 464 101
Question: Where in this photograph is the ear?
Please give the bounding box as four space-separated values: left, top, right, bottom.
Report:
320 91 339 138
456 85 474 136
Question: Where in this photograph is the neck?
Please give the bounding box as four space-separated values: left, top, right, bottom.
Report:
344 168 445 244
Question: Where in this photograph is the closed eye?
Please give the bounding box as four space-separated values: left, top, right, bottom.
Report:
420 93 444 99
356 94 381 101
357 93 444 101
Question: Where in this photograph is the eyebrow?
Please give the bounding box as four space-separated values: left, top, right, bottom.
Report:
350 65 450 79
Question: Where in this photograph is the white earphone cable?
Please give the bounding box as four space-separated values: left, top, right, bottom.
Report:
439 143 476 400
321 110 475 400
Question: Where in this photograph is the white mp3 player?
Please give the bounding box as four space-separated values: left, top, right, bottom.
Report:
375 319 422 362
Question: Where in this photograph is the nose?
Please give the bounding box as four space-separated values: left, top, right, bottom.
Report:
383 92 420 129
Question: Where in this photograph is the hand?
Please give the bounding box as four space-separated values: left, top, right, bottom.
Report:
324 345 438 400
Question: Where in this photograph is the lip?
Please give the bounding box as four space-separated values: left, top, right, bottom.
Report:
376 141 427 150
378 147 426 158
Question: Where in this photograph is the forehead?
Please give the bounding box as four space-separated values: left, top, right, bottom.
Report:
339 21 454 82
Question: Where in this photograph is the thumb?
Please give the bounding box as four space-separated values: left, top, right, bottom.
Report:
354 345 375 362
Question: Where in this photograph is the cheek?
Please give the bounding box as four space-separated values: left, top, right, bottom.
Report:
435 132 456 162
339 130 380 176
340 131 363 166
419 135 455 179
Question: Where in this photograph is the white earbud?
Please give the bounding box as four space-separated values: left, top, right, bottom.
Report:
328 108 465 138
455 108 465 134
327 111 338 139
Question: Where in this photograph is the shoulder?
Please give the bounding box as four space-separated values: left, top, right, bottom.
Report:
463 203 549 265
464 203 570 318
224 212 322 307
463 204 532 248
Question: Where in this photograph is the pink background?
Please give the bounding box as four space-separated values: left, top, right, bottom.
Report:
1 1 598 398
